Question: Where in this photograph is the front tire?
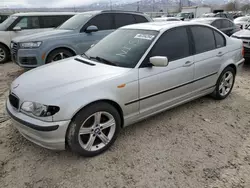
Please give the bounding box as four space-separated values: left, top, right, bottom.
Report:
212 67 235 100
46 49 74 63
66 102 121 157
0 44 9 64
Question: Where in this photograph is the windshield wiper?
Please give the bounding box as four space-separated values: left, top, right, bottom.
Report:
90 56 117 66
81 53 90 59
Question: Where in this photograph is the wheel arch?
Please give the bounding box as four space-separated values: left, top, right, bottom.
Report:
0 42 10 54
45 46 77 63
71 99 124 128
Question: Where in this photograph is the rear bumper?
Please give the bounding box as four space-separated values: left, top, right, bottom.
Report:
6 99 70 150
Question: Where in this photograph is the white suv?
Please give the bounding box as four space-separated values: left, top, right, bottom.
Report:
0 12 75 63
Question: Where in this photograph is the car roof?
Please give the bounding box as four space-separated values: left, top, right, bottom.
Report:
12 12 76 16
77 10 146 16
122 21 208 31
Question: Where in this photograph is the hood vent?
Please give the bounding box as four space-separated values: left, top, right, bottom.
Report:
74 58 95 66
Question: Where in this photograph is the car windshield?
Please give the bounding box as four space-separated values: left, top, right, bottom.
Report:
235 17 249 22
0 16 17 30
58 14 93 30
177 13 190 18
85 29 159 68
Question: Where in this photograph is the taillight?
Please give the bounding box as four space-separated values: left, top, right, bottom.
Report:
242 46 245 57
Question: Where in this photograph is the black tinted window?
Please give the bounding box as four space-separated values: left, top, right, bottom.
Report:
221 20 230 28
214 30 225 48
134 15 148 23
40 16 72 28
15 17 40 29
150 27 190 62
87 14 114 30
228 20 234 27
191 26 216 54
115 13 136 28
211 20 221 29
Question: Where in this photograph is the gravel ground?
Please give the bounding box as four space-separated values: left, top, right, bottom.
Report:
0 62 250 188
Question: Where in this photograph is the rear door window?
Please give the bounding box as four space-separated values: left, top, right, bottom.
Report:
221 20 230 28
14 16 40 29
87 13 114 30
211 20 221 29
114 13 136 28
190 26 216 54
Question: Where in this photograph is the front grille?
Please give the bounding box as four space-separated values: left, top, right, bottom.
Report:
9 93 19 109
11 42 19 63
19 57 37 65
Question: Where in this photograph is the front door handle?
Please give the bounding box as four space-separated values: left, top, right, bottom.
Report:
183 61 194 67
217 52 224 57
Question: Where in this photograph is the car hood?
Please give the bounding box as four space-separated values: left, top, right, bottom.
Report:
11 56 130 102
233 29 250 38
12 29 75 42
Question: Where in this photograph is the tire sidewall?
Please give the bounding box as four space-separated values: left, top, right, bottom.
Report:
215 67 236 100
67 102 121 157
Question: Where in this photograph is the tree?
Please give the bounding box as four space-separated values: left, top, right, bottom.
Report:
224 2 235 11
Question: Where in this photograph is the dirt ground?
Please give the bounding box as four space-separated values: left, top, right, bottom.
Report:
0 62 250 188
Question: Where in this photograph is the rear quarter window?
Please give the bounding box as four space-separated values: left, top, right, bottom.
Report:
134 15 149 23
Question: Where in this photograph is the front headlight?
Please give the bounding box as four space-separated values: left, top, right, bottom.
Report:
20 41 42 49
21 102 59 117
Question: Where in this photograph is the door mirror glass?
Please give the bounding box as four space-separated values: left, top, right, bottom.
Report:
85 25 98 33
150 56 169 67
13 26 21 31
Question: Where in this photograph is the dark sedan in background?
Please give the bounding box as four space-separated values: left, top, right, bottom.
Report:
190 18 240 36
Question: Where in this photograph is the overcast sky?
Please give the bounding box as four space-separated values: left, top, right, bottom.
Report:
0 0 112 8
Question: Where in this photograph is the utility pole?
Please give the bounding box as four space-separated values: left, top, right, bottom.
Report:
110 0 113 10
137 1 140 12
152 0 155 12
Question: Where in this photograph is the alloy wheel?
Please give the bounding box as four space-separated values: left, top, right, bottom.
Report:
51 52 69 62
219 71 234 97
78 111 116 152
0 48 6 62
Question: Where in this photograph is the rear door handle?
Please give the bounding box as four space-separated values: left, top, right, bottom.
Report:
216 52 224 57
183 61 194 67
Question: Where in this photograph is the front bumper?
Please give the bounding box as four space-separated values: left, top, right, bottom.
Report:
6 99 70 150
11 47 45 68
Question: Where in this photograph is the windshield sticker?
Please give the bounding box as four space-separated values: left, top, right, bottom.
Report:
134 34 155 40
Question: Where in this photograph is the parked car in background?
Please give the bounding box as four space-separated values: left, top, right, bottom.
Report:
6 22 244 156
0 12 75 63
11 10 152 68
234 16 250 29
153 17 181 22
190 18 240 36
202 12 233 20
176 12 194 20
231 26 250 59
181 6 212 19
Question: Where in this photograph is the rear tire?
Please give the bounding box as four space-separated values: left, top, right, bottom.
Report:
0 44 9 64
212 67 235 100
46 49 74 63
66 102 121 157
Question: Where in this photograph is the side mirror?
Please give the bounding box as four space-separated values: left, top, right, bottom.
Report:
85 25 98 33
13 26 22 31
150 56 169 67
